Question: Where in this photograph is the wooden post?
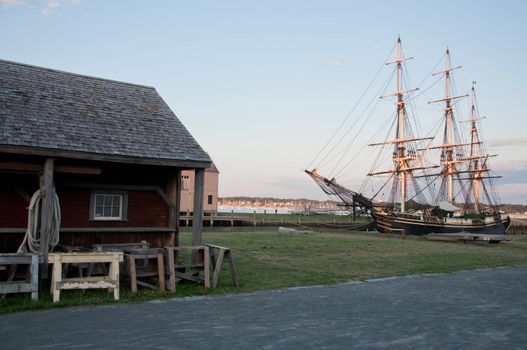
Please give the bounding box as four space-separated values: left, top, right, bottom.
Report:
156 253 165 291
253 210 256 227
40 158 55 279
167 171 181 247
231 210 234 227
166 248 176 291
128 256 137 293
192 168 205 246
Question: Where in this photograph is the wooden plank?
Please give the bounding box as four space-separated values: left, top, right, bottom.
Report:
49 253 124 264
108 257 120 300
51 254 62 303
211 248 225 288
0 255 33 264
0 161 101 175
0 282 36 293
56 280 118 290
203 246 210 289
30 254 39 301
225 250 240 288
94 242 150 252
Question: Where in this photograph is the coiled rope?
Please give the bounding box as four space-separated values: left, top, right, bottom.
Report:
17 189 61 254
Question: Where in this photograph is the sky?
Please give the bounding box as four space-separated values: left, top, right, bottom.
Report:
1 0 526 204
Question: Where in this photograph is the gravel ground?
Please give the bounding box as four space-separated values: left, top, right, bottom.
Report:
1 265 526 349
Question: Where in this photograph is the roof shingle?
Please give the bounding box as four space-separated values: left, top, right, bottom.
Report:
0 59 211 166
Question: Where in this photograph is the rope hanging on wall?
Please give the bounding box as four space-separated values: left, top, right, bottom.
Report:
17 189 61 254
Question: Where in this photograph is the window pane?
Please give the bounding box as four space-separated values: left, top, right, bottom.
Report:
93 193 125 219
112 195 121 208
103 207 112 217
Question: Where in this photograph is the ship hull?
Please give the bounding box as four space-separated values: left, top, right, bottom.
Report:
373 210 511 236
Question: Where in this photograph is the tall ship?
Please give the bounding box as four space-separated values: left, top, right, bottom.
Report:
305 37 510 235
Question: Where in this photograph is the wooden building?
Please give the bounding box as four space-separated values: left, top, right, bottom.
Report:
180 162 219 214
0 59 211 254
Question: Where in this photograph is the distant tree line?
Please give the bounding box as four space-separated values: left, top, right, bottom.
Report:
218 197 339 208
219 197 527 213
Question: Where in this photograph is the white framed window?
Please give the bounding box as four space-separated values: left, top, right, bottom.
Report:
90 191 128 221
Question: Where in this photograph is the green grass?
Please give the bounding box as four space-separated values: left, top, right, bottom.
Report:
2 229 527 314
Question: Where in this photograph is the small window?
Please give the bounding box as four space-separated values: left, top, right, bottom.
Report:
90 191 128 221
207 195 213 205
182 175 190 191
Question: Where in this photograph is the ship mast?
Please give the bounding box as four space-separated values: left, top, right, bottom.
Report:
367 37 435 213
469 85 482 211
461 84 499 213
395 37 408 212
428 49 467 204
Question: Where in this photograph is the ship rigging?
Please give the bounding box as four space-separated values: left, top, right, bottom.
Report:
305 37 510 235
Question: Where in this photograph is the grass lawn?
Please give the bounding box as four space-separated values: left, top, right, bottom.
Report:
2 229 527 313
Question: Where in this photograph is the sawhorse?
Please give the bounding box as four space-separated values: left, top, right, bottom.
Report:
48 252 123 303
206 244 239 288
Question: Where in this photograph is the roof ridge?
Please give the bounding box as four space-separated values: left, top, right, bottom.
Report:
0 58 156 90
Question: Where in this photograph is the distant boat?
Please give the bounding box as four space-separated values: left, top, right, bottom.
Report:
306 37 510 235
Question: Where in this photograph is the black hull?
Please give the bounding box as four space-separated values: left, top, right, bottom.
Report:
373 211 511 236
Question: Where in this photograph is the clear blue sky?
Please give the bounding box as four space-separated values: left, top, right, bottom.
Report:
1 0 526 204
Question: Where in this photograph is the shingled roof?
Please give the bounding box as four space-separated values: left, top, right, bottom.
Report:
0 59 211 167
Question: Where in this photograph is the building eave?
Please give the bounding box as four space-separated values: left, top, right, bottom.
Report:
0 145 211 169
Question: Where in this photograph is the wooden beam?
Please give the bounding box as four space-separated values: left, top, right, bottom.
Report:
166 170 181 247
192 168 205 246
39 158 54 278
0 161 101 175
0 145 211 169
0 227 173 234
55 165 101 175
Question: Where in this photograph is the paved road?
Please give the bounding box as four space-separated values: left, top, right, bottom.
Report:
1 266 526 349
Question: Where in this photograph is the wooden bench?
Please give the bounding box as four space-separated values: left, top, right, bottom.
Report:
123 248 165 293
206 244 239 288
48 252 123 303
165 246 210 291
0 254 39 301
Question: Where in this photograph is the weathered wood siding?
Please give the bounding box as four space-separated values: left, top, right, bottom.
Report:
0 190 168 229
0 190 28 228
60 190 168 228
